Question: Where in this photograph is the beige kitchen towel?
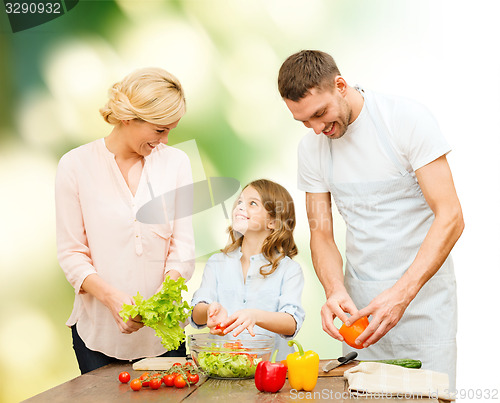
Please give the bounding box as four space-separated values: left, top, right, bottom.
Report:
344 362 452 401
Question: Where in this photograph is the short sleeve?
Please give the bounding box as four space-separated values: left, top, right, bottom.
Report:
392 100 451 172
297 132 330 193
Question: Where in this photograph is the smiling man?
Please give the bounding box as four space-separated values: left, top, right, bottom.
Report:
278 50 463 388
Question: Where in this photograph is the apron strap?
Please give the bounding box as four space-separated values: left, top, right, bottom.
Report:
355 85 409 177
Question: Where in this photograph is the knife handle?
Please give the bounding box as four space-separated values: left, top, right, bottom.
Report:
340 351 358 363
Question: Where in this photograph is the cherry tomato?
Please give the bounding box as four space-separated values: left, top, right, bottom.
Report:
163 373 176 387
187 373 199 385
339 316 370 349
139 372 150 387
172 362 182 367
243 353 257 365
183 362 194 368
174 374 187 388
150 378 162 390
130 379 142 391
223 341 243 349
214 323 227 332
118 371 131 383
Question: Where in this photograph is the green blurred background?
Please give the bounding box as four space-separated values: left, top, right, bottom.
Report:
1 0 499 401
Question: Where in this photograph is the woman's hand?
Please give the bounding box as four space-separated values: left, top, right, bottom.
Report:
81 274 144 334
103 289 144 334
321 289 358 342
221 309 259 337
206 302 228 335
154 270 182 293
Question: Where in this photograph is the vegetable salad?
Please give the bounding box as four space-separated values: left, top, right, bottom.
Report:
196 341 262 378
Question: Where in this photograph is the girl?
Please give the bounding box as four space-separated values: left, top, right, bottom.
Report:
190 179 305 360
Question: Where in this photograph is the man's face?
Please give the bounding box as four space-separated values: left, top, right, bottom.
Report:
285 86 351 139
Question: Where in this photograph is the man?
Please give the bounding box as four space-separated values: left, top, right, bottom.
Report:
278 50 463 386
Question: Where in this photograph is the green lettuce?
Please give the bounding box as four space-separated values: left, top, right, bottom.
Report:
198 350 261 378
119 276 192 351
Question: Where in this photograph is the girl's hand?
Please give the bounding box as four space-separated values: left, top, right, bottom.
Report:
103 289 144 334
222 309 259 337
207 302 228 334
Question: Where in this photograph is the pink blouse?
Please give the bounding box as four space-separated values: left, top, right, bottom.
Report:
55 138 195 359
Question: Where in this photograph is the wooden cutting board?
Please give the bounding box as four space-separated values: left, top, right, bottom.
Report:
317 359 359 377
132 356 187 370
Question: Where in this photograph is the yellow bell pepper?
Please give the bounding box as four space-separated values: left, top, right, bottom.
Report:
286 339 319 391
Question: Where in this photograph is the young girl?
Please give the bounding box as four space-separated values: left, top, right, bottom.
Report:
190 179 305 360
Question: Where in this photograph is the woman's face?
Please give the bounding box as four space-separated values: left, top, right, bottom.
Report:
232 186 274 236
122 118 180 157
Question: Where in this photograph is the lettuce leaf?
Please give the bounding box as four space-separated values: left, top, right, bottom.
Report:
198 350 261 378
119 276 192 351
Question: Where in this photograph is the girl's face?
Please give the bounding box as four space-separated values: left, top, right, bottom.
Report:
232 186 274 236
122 118 180 157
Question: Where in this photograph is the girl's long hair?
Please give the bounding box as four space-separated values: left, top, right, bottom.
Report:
221 179 298 276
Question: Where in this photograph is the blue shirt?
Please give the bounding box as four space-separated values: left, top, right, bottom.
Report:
190 248 305 360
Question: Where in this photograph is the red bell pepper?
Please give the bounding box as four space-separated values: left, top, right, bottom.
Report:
254 349 287 393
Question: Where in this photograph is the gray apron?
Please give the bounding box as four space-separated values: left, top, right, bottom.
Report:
325 87 457 388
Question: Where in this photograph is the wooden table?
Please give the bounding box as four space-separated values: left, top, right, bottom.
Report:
24 363 440 402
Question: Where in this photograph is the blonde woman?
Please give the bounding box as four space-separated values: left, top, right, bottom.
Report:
56 67 195 373
190 179 305 361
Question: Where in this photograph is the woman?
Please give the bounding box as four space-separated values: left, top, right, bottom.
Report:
56 67 195 374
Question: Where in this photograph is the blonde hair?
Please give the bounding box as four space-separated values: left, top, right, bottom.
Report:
222 179 298 277
100 67 186 126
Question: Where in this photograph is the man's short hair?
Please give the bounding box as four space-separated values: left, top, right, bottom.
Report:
278 50 341 102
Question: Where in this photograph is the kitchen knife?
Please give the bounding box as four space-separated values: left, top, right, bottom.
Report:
322 351 358 372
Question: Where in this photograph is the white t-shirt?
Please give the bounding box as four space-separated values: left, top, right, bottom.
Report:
297 89 451 191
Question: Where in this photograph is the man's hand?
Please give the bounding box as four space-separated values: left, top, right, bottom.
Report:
347 285 410 347
321 289 358 341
